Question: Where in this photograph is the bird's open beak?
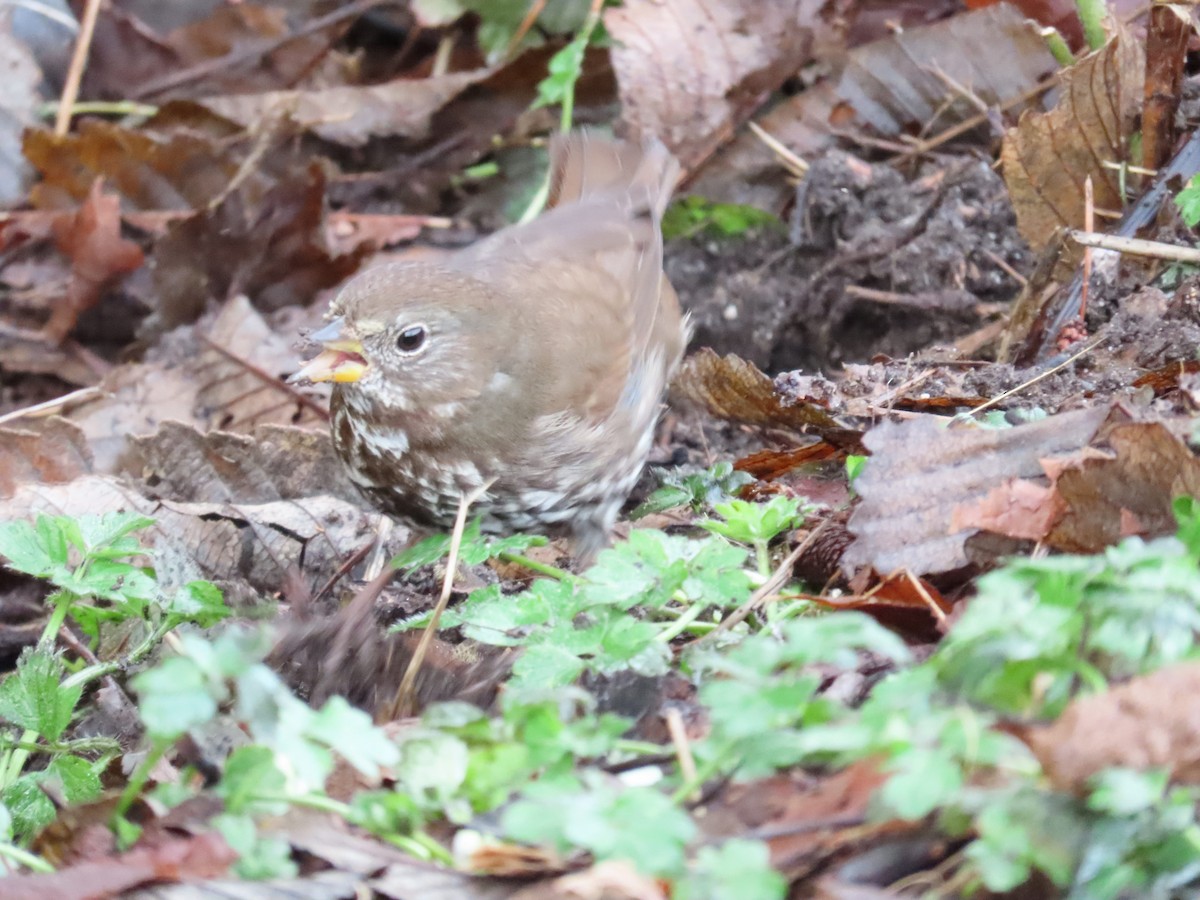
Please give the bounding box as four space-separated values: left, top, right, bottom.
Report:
289 317 368 384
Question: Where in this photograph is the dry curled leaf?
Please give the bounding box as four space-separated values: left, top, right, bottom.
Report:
952 415 1200 553
1001 28 1144 254
672 348 857 446
0 418 92 499
45 180 145 342
844 405 1110 576
605 0 817 171
838 4 1055 139
198 68 492 146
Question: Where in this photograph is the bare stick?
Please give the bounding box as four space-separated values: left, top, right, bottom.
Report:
1067 230 1200 264
1080 176 1094 321
54 0 102 136
390 479 495 717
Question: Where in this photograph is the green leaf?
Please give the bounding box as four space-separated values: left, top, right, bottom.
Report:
702 497 805 545
73 512 155 555
510 643 587 690
0 517 65 577
213 812 298 880
677 840 786 900
1176 174 1200 227
395 730 470 802
217 746 287 815
132 656 220 740
0 650 81 741
517 779 696 878
45 755 103 805
879 747 964 820
2 776 55 842
662 197 781 239
169 580 230 627
306 696 400 777
1087 768 1169 816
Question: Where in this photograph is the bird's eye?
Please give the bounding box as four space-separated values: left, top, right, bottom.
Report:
396 324 427 354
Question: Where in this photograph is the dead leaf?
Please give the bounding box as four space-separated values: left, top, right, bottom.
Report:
672 349 860 449
45 180 145 342
0 418 92 499
1020 663 1200 794
1001 28 1144 253
129 421 358 506
150 164 366 325
511 861 665 900
844 406 1110 576
951 477 1067 541
0 832 235 900
605 0 817 171
198 68 492 146
838 4 1055 140
24 115 241 210
1046 420 1200 552
63 296 326 472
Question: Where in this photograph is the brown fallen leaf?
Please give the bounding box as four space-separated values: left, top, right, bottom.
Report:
1001 27 1144 255
0 832 235 900
837 4 1055 140
843 405 1110 577
1019 663 1200 794
672 348 860 449
0 418 92 499
1046 419 1200 552
197 68 493 146
151 164 367 326
951 415 1200 553
44 180 145 343
605 0 817 172
24 115 241 210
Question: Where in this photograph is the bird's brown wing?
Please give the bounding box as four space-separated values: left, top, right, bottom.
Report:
452 133 683 423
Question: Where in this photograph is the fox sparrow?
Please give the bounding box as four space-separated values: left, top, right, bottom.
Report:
292 133 688 556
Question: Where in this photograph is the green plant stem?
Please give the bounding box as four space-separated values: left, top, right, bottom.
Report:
113 737 171 823
1075 0 1107 50
39 100 158 120
614 738 669 757
754 541 771 577
671 753 727 804
63 619 174 690
656 603 707 643
37 591 76 651
0 729 38 789
1041 27 1074 65
0 736 121 755
3 619 175 790
0 840 55 874
498 552 569 581
385 830 454 865
254 793 452 864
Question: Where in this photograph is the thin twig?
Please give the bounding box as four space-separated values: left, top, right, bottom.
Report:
961 335 1105 419
198 335 330 422
129 0 389 100
504 0 548 59
1080 175 1094 321
54 0 102 136
748 121 808 177
1067 230 1200 264
694 521 832 644
389 479 495 718
0 386 103 427
665 708 697 800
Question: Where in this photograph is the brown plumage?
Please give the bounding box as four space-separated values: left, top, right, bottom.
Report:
292 133 687 556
